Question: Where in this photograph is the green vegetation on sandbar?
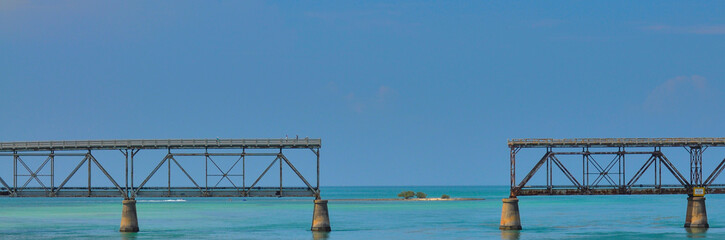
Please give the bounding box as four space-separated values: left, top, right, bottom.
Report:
416 192 427 198
398 191 415 199
398 190 437 199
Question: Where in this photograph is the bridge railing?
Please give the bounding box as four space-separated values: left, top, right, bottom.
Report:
509 137 725 148
0 138 322 151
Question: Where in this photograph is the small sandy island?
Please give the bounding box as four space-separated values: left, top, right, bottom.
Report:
328 198 484 202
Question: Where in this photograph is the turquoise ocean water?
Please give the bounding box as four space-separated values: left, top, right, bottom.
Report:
1 186 724 239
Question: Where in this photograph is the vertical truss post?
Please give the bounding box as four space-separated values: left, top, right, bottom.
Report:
654 147 659 188
168 148 171 197
205 148 208 192
657 147 663 189
87 150 92 197
690 147 694 186
316 147 320 197
50 150 55 193
618 147 623 189
131 149 137 199
547 148 552 190
690 146 703 187
279 148 283 196
586 148 590 189
509 146 516 197
13 151 17 193
622 147 627 192
546 148 550 189
583 147 588 189
124 149 128 199
242 148 246 195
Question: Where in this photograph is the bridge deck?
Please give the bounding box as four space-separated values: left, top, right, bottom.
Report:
517 185 725 196
0 138 321 151
509 137 725 148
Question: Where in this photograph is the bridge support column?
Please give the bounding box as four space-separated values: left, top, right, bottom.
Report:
500 198 522 230
311 199 331 232
685 196 708 228
120 199 139 232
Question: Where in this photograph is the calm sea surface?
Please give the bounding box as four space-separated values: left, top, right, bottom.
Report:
1 186 724 239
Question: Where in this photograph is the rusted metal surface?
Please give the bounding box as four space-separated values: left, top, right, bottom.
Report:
517 186 725 196
510 138 725 197
0 187 314 197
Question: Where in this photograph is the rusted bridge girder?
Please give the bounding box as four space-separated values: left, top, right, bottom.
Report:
509 138 725 197
0 138 332 233
0 138 322 199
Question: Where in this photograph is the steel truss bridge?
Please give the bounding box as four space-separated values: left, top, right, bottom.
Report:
0 138 322 198
509 138 725 196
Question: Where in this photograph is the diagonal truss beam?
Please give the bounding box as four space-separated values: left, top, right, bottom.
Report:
591 154 620 186
516 151 551 189
207 155 241 189
0 176 11 192
279 154 316 193
134 154 171 195
17 156 51 191
88 153 126 196
657 154 690 187
55 155 89 194
704 157 725 187
586 154 617 186
169 156 203 192
626 154 656 187
514 150 694 195
248 156 279 190
550 155 582 188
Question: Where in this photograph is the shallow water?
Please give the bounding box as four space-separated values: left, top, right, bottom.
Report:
0 186 723 239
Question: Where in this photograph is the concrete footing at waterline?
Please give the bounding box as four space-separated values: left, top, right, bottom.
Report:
685 196 709 228
116 198 332 233
499 198 522 230
498 195 711 231
311 199 332 232
119 199 139 232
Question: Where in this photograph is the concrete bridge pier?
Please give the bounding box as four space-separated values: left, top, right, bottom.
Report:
685 196 708 228
120 199 139 232
311 199 331 232
500 197 522 230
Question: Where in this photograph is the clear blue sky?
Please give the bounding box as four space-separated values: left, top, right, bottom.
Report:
1 1 724 186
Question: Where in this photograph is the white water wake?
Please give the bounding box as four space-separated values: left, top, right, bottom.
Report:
138 199 187 203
